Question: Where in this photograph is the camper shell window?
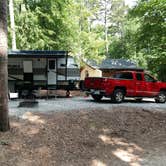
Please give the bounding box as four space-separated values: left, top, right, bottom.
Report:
112 72 133 80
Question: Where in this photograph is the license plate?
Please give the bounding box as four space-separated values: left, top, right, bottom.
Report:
94 90 100 95
90 89 100 95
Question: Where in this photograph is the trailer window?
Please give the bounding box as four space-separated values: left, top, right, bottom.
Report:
49 60 55 70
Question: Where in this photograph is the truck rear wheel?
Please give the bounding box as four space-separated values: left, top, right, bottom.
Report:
91 94 103 102
155 91 166 103
112 89 125 103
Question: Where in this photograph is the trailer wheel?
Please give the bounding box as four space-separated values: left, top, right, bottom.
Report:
155 91 166 103
112 89 124 103
91 94 103 102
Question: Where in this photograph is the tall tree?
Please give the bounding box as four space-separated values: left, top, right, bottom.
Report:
13 0 75 51
0 0 10 131
71 0 105 62
96 0 128 56
9 0 17 50
12 0 105 62
130 0 166 80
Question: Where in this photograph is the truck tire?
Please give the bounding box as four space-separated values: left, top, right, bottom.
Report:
91 94 103 102
155 91 166 103
112 89 125 103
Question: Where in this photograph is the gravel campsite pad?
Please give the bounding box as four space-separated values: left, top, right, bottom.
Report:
0 98 166 166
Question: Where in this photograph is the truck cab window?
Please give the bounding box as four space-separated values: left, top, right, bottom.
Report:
144 74 156 82
136 73 143 81
112 72 133 80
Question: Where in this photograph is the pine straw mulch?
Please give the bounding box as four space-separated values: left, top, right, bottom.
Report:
0 107 166 166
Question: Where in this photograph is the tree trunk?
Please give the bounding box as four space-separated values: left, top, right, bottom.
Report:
103 0 109 56
9 0 17 50
0 0 10 131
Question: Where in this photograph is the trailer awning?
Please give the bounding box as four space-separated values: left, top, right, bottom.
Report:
8 50 68 58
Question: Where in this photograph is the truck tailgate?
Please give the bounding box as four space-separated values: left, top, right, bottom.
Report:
84 77 105 90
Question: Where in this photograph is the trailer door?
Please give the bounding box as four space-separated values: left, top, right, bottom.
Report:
48 59 57 85
23 60 33 84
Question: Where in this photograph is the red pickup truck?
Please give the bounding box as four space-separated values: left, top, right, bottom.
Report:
84 71 166 103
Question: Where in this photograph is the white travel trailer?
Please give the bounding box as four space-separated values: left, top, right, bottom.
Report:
8 50 80 95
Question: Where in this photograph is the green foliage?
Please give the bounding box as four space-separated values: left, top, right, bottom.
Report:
95 0 128 55
8 0 105 63
130 0 166 81
7 0 165 80
12 0 74 50
109 0 166 81
131 0 166 48
70 0 105 62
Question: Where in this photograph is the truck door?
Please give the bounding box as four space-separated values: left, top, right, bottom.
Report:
135 73 146 96
144 74 159 97
47 59 57 85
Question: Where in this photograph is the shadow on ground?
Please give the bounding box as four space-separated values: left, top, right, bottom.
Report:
0 107 166 166
85 98 155 104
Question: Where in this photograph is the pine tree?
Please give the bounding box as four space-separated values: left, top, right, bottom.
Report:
0 0 10 132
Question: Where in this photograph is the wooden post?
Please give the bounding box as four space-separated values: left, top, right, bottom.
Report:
65 51 68 81
46 58 49 99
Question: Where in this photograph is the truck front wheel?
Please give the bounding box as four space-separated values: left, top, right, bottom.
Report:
112 89 125 103
155 91 166 103
91 94 103 102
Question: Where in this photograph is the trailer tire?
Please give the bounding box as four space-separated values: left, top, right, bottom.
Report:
91 94 103 102
112 89 125 103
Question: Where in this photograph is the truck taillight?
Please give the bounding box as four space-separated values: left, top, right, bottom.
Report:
103 78 108 82
101 78 107 88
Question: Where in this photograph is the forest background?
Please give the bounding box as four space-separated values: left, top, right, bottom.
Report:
8 0 166 81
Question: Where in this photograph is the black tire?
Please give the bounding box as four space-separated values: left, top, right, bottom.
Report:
155 91 166 103
112 89 125 103
91 94 103 102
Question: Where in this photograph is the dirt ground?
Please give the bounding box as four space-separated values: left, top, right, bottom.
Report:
0 107 166 166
